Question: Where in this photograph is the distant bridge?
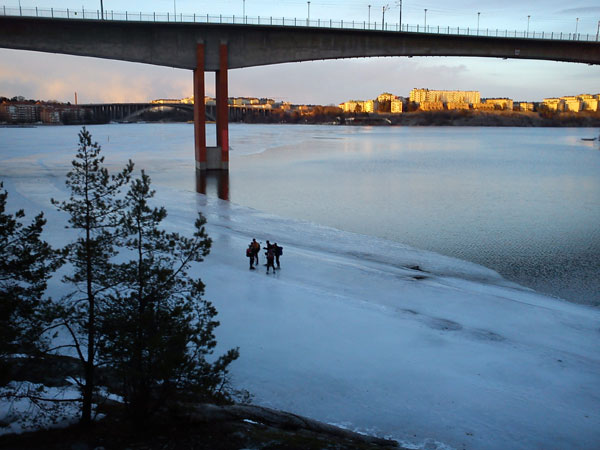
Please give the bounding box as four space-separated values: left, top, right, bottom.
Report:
82 102 272 123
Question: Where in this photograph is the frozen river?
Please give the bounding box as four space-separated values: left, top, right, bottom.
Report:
1 123 600 449
1 123 599 305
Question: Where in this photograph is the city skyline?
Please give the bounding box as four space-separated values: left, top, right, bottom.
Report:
1 0 599 104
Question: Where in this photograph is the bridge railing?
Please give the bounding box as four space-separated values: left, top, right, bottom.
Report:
2 5 599 42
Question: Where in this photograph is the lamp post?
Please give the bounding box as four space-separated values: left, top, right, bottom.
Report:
424 8 427 30
243 0 245 21
596 20 600 41
575 17 579 37
368 4 371 29
382 4 390 30
307 1 310 25
527 15 530 37
100 0 104 20
397 0 402 30
477 12 480 35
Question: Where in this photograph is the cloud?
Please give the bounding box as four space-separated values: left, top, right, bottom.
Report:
0 49 192 103
557 6 600 15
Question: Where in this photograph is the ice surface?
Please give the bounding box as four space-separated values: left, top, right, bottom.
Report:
0 149 599 449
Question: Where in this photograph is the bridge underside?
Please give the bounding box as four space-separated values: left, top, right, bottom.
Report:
0 17 598 70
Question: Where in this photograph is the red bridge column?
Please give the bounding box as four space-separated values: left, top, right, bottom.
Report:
194 42 207 170
216 42 229 169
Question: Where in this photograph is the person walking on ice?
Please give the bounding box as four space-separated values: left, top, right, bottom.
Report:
251 238 260 266
265 244 276 274
273 242 283 269
246 244 255 270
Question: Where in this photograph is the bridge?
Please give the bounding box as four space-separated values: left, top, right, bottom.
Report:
82 102 272 123
1 9 599 170
82 102 198 123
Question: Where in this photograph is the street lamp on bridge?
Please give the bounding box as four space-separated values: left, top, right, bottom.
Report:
307 1 310 25
424 8 427 30
527 15 530 37
477 12 480 35
368 5 371 29
382 4 390 30
575 17 579 37
396 0 402 30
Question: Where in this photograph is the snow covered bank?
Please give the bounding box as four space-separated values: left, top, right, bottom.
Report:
161 187 600 450
2 176 600 450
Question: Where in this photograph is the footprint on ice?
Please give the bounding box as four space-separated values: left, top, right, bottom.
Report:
425 317 463 331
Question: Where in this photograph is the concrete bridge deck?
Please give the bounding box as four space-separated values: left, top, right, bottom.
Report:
0 15 599 70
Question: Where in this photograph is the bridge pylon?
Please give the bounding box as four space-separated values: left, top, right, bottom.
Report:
195 42 229 171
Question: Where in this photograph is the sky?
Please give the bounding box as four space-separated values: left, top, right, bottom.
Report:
1 0 599 104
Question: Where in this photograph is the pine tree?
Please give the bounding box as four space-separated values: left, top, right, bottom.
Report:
99 171 239 422
0 182 60 384
51 127 134 425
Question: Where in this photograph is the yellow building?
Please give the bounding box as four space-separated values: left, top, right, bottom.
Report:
339 101 360 113
578 94 599 112
543 98 563 111
472 103 495 110
377 92 396 103
483 98 514 110
150 98 181 104
410 88 480 106
519 102 535 112
446 102 470 110
419 101 444 111
563 97 582 112
391 99 403 113
339 100 375 113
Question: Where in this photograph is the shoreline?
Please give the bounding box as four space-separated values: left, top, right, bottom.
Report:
3 110 600 128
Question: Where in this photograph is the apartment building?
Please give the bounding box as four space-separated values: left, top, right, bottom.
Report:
0 102 39 122
482 98 514 110
446 102 470 110
419 101 444 111
578 94 599 112
519 102 535 112
409 88 480 106
338 100 375 113
391 99 403 113
563 97 582 112
542 94 600 112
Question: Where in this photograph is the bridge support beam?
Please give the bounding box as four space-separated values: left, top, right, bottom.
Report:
194 43 207 170
216 42 229 169
194 41 229 171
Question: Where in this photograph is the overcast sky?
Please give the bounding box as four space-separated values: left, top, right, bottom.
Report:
1 0 599 104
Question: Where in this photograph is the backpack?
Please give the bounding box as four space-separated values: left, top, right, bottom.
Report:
246 248 251 257
277 246 283 256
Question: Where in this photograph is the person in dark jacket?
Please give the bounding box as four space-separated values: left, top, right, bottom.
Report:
246 244 255 270
251 238 260 265
273 243 283 268
265 245 276 274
